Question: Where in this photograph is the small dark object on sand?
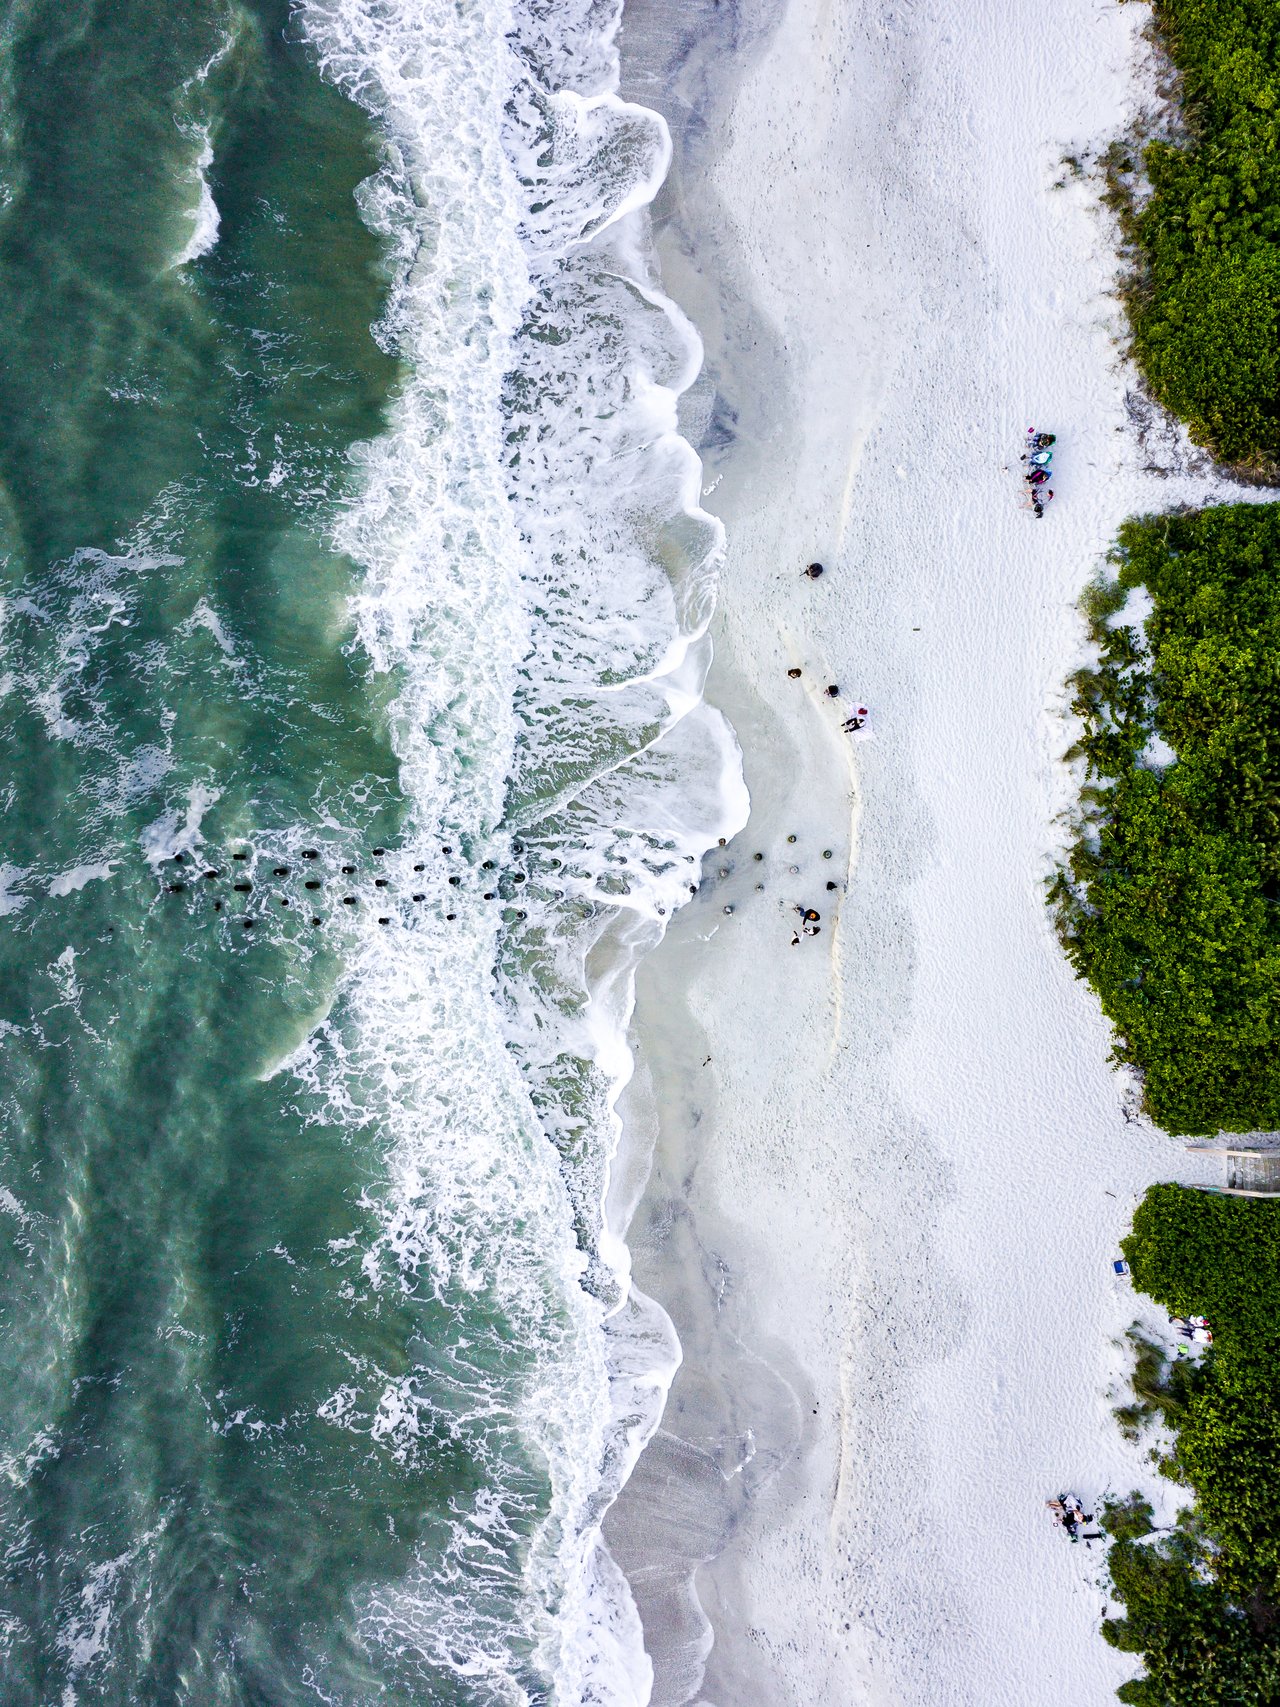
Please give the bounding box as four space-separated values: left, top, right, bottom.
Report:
803 563 824 579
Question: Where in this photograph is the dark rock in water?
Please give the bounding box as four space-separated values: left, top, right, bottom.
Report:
243 919 254 930
173 852 186 863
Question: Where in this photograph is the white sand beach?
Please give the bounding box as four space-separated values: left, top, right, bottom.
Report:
608 2 1253 1704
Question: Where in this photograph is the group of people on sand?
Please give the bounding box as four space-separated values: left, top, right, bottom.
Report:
1172 1314 1213 1347
796 563 871 736
1046 1493 1099 1544
1021 429 1056 518
791 904 821 947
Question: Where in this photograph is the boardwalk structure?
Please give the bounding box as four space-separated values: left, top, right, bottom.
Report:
1185 1140 1280 1198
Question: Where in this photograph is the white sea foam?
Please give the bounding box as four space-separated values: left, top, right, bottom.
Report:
170 28 246 269
293 0 746 1697
47 862 117 897
173 124 220 268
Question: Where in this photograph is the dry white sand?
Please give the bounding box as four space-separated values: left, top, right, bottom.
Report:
607 1 1260 1705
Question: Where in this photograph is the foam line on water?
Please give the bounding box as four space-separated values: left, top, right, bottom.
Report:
296 0 747 1697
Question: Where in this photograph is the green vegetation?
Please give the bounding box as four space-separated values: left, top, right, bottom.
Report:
1102 1185 1280 1703
1113 1 1280 467
1060 10 1280 1702
1114 1329 1199 1439
1052 503 1280 1134
1101 1492 1156 1545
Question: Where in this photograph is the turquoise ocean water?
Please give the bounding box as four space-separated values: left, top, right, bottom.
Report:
0 1 741 1702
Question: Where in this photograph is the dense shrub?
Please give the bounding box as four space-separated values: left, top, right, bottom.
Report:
1120 1 1280 465
1101 1186 1280 1703
1053 504 1280 1134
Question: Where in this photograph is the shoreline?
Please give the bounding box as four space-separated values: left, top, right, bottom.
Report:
608 2 1251 1704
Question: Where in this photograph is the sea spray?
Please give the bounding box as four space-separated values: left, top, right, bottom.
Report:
296 0 745 1697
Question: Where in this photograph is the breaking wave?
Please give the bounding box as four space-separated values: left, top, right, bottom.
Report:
289 0 746 1699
